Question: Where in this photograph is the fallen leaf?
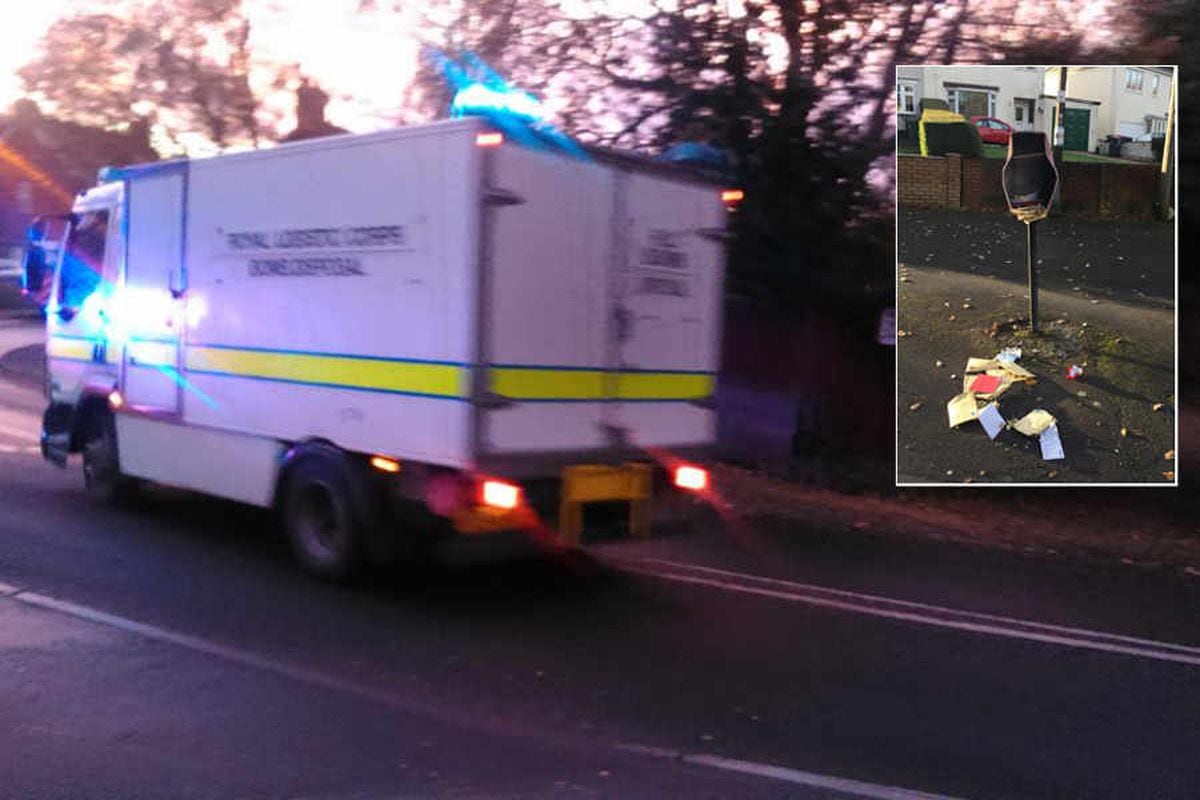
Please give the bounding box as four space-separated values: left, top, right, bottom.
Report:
1120 427 1128 437
1164 471 1175 481
1152 402 1164 411
935 360 944 368
909 402 922 411
1165 450 1175 460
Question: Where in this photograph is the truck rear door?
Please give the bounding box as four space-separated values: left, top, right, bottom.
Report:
614 172 725 449
482 145 614 457
482 145 725 464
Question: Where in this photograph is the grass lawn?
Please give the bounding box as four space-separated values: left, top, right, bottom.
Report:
981 143 1144 164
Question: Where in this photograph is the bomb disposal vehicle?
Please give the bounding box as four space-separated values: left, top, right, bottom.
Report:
31 116 730 578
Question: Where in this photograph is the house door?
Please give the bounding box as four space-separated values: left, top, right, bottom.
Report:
1013 99 1035 132
1063 107 1090 151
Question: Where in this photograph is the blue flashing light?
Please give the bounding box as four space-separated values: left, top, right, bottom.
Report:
429 48 588 162
451 83 545 123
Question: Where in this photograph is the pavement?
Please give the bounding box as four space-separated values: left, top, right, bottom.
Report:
897 209 1176 484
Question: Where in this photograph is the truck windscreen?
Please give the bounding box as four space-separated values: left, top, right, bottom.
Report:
60 210 109 309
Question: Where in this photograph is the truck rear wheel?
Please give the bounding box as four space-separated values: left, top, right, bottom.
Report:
82 411 140 505
282 452 365 580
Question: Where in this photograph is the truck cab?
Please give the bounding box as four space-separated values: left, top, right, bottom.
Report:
41 181 125 468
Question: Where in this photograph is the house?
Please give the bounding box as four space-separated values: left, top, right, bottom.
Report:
1044 66 1173 154
0 99 157 251
897 66 1047 145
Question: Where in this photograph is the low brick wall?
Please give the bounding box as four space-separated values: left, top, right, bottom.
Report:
897 154 962 209
899 153 1161 219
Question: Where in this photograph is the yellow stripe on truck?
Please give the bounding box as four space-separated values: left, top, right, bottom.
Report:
489 367 608 400
615 371 714 400
489 366 714 401
185 346 468 399
46 336 95 362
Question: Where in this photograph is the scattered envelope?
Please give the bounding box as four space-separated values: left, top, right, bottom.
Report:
977 403 1006 439
947 392 980 427
997 360 1035 381
966 358 998 373
968 374 1002 394
1011 409 1056 437
995 347 1022 363
1039 423 1065 460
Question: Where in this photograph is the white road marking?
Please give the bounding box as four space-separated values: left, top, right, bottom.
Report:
0 422 37 443
0 444 39 455
616 744 963 799
0 580 966 798
614 558 1200 667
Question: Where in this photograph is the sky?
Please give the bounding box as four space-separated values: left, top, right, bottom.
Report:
0 0 73 109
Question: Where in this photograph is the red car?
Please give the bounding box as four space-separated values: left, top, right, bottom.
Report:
971 116 1013 145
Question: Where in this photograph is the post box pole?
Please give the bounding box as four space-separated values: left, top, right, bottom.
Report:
1027 220 1039 334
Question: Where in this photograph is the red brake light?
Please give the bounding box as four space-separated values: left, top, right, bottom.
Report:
481 479 521 510
370 455 401 474
721 188 744 207
674 465 708 492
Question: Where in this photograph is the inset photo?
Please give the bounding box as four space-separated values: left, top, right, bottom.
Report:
895 65 1177 485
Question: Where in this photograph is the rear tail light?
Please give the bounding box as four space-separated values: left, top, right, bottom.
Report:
108 390 124 410
481 479 522 510
370 455 401 474
673 464 708 492
721 188 744 209
476 132 504 147
480 479 523 510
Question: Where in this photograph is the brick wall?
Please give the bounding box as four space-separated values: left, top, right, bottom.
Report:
900 154 1161 219
897 154 953 208
961 158 1007 211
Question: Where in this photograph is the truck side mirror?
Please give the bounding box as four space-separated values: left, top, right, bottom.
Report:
1001 131 1058 222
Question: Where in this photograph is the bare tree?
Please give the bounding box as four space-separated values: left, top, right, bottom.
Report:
20 0 270 152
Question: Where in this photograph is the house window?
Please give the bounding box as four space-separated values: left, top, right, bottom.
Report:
1152 73 1161 95
947 88 995 118
1148 116 1167 135
898 82 916 114
1125 69 1144 92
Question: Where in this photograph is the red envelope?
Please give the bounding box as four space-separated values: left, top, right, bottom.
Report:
969 374 1002 394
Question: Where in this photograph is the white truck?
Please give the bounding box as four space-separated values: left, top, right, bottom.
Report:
35 117 730 577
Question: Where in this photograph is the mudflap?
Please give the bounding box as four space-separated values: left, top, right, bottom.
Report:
40 403 72 468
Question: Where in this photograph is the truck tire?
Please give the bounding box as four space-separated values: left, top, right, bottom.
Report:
281 451 365 581
82 411 140 505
